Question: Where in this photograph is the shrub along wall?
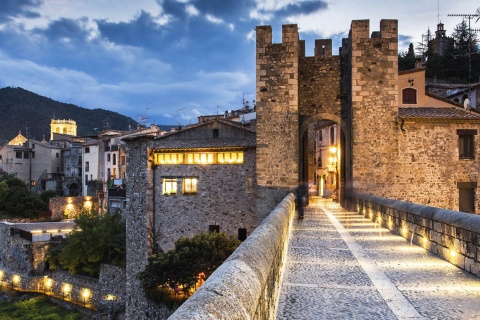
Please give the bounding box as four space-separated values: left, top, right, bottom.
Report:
356 194 480 276
169 193 295 320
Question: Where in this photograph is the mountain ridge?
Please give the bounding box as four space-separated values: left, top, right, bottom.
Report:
0 87 143 144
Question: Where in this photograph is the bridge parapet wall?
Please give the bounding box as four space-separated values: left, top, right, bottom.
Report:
169 193 295 320
356 194 480 276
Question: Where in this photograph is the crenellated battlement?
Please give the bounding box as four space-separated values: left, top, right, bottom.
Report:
350 19 397 41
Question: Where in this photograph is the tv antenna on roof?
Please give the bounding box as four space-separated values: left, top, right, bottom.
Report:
448 8 480 101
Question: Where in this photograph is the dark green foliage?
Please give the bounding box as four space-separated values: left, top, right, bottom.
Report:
0 295 86 319
40 190 58 204
398 43 416 71
0 87 137 145
44 209 126 277
138 232 240 308
0 175 46 218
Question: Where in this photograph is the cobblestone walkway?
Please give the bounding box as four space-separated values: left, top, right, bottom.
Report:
276 200 480 320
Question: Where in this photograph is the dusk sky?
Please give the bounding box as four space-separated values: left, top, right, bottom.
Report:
0 0 479 125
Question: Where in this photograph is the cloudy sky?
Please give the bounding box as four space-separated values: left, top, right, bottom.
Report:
0 0 478 125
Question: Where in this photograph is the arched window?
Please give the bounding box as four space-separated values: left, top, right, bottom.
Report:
402 88 417 104
63 127 67 134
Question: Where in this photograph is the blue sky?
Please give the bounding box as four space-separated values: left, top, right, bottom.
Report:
0 0 478 125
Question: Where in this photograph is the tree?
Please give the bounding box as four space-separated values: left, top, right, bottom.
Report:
45 209 126 277
399 43 416 71
138 232 241 308
0 175 46 217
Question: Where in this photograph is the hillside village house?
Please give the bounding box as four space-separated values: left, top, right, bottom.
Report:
0 132 63 192
397 67 480 213
125 118 257 251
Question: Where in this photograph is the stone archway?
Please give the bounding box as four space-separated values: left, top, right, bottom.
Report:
299 113 352 207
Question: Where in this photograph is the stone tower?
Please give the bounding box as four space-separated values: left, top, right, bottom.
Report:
255 25 300 220
348 20 399 197
50 119 77 140
255 20 399 214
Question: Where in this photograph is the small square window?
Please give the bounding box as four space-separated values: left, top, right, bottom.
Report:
458 182 477 213
16 152 22 159
238 228 247 241
458 129 477 160
459 188 475 213
183 178 198 194
85 147 90 153
163 178 177 195
209 225 220 233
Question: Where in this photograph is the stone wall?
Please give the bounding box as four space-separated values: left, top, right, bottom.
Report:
49 196 99 219
0 223 41 276
255 25 300 220
169 193 295 320
356 194 480 276
349 20 400 197
124 136 169 320
152 148 257 251
396 121 480 212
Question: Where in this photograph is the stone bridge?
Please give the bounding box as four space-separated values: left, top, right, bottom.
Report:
169 195 480 319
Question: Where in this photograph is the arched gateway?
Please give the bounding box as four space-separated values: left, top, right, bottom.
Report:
255 21 399 219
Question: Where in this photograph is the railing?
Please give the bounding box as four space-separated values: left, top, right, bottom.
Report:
356 194 480 277
169 193 295 320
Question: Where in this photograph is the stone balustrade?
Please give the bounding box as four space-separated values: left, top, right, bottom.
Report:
356 194 480 276
169 193 295 320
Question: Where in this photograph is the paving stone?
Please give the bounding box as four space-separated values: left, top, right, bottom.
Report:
276 200 480 319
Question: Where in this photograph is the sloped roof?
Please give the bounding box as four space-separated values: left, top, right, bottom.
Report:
399 107 480 121
154 118 255 140
153 137 255 151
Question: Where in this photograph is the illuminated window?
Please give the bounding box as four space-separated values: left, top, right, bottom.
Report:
183 178 198 194
163 178 177 195
155 153 184 164
154 151 244 165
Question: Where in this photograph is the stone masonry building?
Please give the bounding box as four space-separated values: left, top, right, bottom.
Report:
124 19 480 318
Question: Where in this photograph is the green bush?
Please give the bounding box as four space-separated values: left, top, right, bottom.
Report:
0 175 46 218
44 209 126 277
138 232 240 308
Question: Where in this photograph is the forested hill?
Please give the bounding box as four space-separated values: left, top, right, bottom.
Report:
0 87 138 144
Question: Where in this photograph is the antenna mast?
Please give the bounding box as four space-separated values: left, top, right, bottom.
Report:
448 8 480 100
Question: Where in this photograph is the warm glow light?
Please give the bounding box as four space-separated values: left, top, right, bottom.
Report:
84 200 92 209
61 229 73 233
423 237 427 245
450 250 457 257
82 288 91 299
63 283 71 294
329 146 337 154
30 230 43 234
104 294 116 301
0 270 3 280
12 275 20 285
45 278 53 289
402 227 407 235
47 229 60 233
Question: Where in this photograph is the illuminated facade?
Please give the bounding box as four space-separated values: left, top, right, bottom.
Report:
50 119 77 141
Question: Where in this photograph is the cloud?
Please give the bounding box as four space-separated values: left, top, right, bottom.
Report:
0 0 41 23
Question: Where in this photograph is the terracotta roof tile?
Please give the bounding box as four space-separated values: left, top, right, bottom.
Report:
399 107 480 120
153 137 256 151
